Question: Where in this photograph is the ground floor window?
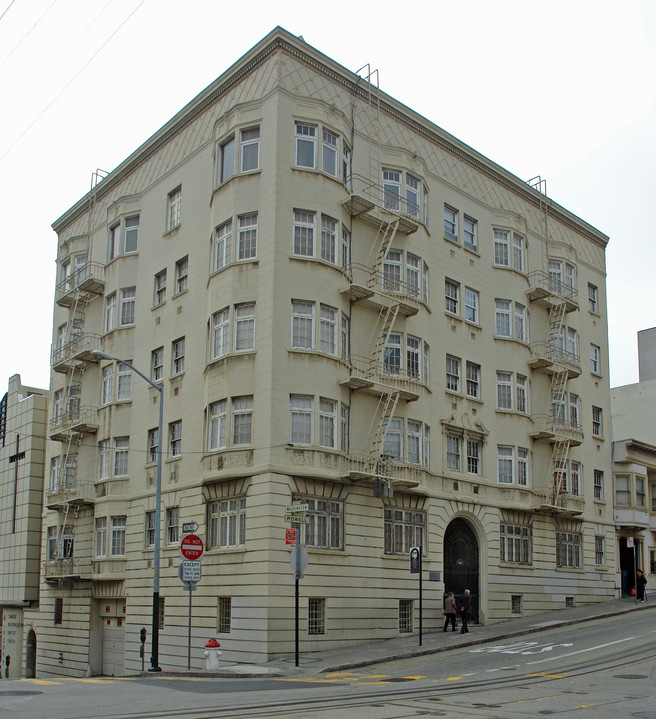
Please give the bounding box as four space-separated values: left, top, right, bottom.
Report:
595 536 605 565
308 598 325 635
384 509 425 555
556 531 581 568
500 523 531 564
217 597 231 633
399 599 413 633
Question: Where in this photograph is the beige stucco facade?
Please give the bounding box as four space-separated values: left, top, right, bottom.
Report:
24 28 616 677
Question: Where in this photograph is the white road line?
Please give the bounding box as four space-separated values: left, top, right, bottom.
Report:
526 636 637 665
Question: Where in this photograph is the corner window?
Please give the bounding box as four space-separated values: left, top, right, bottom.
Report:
124 216 139 253
108 215 140 260
295 123 317 168
237 213 257 260
208 400 227 451
322 129 338 177
219 135 235 183
110 516 127 556
232 396 253 444
214 220 232 271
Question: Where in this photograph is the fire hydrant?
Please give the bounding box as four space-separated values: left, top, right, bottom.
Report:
204 638 222 671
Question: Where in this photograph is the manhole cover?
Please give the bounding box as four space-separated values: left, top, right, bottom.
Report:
614 674 649 679
0 691 41 697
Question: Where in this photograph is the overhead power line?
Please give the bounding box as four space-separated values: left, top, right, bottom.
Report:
0 0 17 24
0 0 59 70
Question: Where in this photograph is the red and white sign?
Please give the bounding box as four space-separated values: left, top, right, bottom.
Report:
626 537 634 548
285 529 296 545
180 534 204 561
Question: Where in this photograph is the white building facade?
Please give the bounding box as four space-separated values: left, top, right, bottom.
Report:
26 28 615 677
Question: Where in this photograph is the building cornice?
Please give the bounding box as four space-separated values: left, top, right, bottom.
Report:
52 27 609 250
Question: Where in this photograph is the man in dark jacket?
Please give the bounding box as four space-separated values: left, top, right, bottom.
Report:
443 592 457 632
459 588 472 633
636 569 647 602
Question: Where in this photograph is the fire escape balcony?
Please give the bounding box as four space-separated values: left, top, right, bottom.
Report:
340 354 421 401
49 405 98 442
530 488 584 517
526 271 578 313
342 174 419 234
528 342 581 378
340 263 421 316
44 557 93 582
45 480 95 509
339 450 422 488
530 414 583 446
55 262 105 307
51 332 102 373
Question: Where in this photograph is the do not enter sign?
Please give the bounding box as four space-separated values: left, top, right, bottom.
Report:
180 534 204 561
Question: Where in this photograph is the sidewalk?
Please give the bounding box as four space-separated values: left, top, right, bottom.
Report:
195 597 653 679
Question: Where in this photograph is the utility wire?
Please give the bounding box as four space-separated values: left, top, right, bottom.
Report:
0 0 17 23
0 0 58 69
0 0 147 164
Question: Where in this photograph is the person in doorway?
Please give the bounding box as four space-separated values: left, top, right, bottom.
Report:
459 589 472 634
636 569 647 602
443 591 457 632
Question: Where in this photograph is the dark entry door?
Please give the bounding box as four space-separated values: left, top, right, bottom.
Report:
619 537 637 596
25 629 36 678
444 518 480 621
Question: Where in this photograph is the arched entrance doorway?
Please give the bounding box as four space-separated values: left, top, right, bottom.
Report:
444 518 480 622
25 629 36 678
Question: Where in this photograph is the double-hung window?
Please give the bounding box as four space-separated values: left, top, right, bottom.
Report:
466 439 481 475
95 517 107 557
319 398 337 448
463 216 477 251
151 347 163 382
446 355 461 392
208 400 227 451
493 230 510 266
290 395 313 444
406 174 421 218
593 469 604 500
219 135 235 183
123 216 139 254
446 435 461 471
167 187 181 230
592 406 603 437
172 338 185 375
145 511 156 547
291 300 315 349
212 308 230 358
114 437 129 476
382 418 402 460
168 420 182 458
120 287 136 325
495 300 511 336
105 293 116 332
322 129 338 177
175 256 188 294
101 365 113 405
383 169 401 211
167 508 180 545
319 305 337 355
147 428 159 463
110 516 127 556
232 396 253 444
214 220 232 271
116 362 132 400
496 371 513 410
406 254 421 298
590 344 601 374
320 215 337 263
588 283 599 313
237 213 257 260
240 127 260 172
293 210 315 257
154 270 167 306
495 300 528 341
444 206 458 241
464 288 479 323
466 362 480 398
295 123 317 168
445 279 459 314
234 303 255 351
384 333 402 375
98 440 109 480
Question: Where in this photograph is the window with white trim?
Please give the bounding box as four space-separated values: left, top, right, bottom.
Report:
237 213 257 260
495 299 528 341
98 440 109 480
232 396 253 444
167 507 179 545
172 338 185 375
116 362 132 401
445 279 459 314
167 187 181 230
168 420 182 458
464 287 479 324
208 400 227 451
588 283 599 313
293 210 315 257
95 517 106 557
290 395 313 444
219 135 235 183
120 287 136 325
500 523 531 564
463 216 477 251
446 355 461 392
494 230 525 271
549 259 577 299
147 428 159 463
446 434 461 471
108 215 140 260
105 293 116 332
444 205 458 241
319 398 337 448
382 169 427 221
291 300 315 350
595 535 605 565
592 406 603 437
295 123 317 168
466 362 480 399
110 516 126 556
321 215 337 263
593 469 604 501
145 511 156 548
211 304 256 359
384 509 425 555
381 417 402 460
322 129 338 177
467 439 481 475
175 256 188 294
234 303 255 351
636 476 647 508
213 220 232 271
240 126 260 172
496 371 528 413
113 437 129 476
590 344 601 374
101 365 113 405
151 347 163 382
208 498 246 549
319 305 337 355
154 270 167 306
615 474 630 505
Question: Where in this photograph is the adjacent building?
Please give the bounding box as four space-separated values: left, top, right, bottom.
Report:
0 375 48 678
25 27 616 677
612 332 656 593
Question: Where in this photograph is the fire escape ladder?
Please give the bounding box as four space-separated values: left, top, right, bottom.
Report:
370 390 401 457
369 218 399 279
371 304 400 366
551 438 571 501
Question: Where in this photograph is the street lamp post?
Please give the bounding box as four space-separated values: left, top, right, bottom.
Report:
92 349 163 672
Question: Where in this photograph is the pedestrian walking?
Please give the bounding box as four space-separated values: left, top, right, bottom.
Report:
443 591 457 632
636 569 647 602
459 588 472 634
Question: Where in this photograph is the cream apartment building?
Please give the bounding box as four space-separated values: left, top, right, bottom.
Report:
26 27 616 676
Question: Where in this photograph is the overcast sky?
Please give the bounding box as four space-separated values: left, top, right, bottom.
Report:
1 0 654 392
